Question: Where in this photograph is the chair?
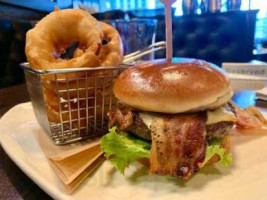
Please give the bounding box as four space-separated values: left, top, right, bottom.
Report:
130 10 258 66
0 19 33 88
0 2 47 88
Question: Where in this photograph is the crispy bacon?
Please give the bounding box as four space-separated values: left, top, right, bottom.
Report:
232 104 266 129
149 113 207 179
107 104 133 130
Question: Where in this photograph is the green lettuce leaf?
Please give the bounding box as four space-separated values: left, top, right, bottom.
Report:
100 127 151 174
203 139 233 167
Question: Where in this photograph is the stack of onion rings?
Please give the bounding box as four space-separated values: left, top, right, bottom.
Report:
25 9 123 125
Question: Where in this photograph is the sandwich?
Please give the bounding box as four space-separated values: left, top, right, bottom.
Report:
100 59 265 179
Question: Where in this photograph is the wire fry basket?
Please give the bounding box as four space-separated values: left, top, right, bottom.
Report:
22 63 129 145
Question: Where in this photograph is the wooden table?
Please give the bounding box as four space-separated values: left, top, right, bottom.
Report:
0 84 52 200
0 88 266 199
0 146 52 199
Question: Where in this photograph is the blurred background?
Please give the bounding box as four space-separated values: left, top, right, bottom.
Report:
0 0 266 89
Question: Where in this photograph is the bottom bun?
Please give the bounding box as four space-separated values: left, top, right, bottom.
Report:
139 135 231 167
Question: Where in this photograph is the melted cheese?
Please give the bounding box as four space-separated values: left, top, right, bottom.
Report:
139 106 236 127
139 112 158 128
207 106 236 125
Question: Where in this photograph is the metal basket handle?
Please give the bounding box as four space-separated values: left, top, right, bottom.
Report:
21 41 166 74
123 41 166 63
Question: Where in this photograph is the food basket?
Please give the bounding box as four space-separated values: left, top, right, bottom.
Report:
22 63 129 145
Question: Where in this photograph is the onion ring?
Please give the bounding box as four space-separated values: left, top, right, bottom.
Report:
25 9 102 70
97 22 123 67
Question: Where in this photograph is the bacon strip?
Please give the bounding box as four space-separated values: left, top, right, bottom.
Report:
107 104 133 130
232 104 266 129
149 113 207 179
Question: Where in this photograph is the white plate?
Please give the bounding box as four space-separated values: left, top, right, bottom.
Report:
1 103 267 200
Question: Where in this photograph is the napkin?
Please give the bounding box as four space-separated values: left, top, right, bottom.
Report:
256 87 267 101
34 129 104 194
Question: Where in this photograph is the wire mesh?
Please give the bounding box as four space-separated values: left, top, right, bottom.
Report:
23 66 127 145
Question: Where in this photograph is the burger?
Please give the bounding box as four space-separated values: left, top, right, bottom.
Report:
100 59 238 179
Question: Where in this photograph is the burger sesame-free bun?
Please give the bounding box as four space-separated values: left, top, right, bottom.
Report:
113 59 233 113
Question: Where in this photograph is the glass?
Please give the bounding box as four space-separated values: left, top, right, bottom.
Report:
107 19 158 60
